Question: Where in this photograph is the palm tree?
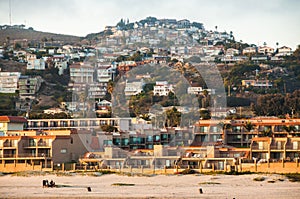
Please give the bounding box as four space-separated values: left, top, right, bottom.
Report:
229 31 233 40
217 122 232 145
262 127 272 137
5 36 10 47
283 125 296 136
215 25 218 32
244 121 255 132
275 42 279 54
243 121 256 147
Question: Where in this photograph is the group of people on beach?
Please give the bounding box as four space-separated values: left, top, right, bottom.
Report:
42 179 55 188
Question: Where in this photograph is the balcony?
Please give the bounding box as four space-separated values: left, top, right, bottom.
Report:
23 142 50 148
251 144 269 151
4 153 52 158
2 143 16 148
37 142 51 147
270 144 285 150
286 143 300 151
1 154 17 158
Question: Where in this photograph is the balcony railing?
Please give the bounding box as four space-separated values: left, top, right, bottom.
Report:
0 153 51 158
270 145 284 150
3 143 16 147
286 144 300 150
251 145 268 150
1 154 16 158
37 142 50 147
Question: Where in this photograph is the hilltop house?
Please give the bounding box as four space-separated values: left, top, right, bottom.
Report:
18 76 43 98
88 82 107 99
242 46 257 55
225 48 239 56
276 46 293 56
0 72 21 93
258 46 274 55
69 62 94 83
153 81 174 96
26 53 37 62
97 63 116 83
187 86 215 95
124 79 145 96
27 58 46 70
242 79 272 88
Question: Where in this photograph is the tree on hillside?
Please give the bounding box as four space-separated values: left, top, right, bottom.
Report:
165 107 181 127
42 37 48 42
291 45 300 63
199 109 211 120
252 90 300 117
14 42 21 50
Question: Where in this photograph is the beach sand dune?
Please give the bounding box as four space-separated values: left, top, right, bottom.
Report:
0 173 299 198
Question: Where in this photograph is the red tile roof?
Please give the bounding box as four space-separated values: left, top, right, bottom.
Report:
0 116 27 123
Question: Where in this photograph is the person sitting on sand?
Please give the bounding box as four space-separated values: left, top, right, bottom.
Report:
42 180 48 188
49 180 55 187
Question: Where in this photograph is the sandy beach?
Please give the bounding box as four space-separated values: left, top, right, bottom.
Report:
0 172 300 198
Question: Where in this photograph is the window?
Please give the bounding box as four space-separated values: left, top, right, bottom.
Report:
60 148 67 154
210 126 219 133
104 140 113 146
199 126 208 133
293 142 298 150
258 142 263 150
29 139 36 147
147 135 153 142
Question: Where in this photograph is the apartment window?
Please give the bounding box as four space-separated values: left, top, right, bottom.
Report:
29 139 36 147
104 140 113 146
199 126 208 133
293 142 298 150
60 148 67 154
210 126 219 133
147 135 153 142
232 126 242 132
122 138 129 146
258 142 263 150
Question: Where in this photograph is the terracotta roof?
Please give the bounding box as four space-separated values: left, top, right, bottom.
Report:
0 116 27 123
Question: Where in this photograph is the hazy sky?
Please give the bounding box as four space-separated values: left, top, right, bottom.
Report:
0 0 299 49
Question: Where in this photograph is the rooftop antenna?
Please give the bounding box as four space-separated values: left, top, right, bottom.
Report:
9 0 12 26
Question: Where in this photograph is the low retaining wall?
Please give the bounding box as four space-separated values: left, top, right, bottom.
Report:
1 161 300 173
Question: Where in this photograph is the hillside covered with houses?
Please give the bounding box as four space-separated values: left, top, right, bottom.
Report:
0 16 300 120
